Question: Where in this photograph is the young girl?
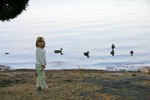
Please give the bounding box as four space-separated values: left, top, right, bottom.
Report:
35 37 48 92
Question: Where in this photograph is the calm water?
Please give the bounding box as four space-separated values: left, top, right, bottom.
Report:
0 0 150 70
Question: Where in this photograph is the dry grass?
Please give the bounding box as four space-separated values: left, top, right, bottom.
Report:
0 69 150 100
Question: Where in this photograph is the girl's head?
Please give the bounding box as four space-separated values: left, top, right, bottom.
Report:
36 37 45 48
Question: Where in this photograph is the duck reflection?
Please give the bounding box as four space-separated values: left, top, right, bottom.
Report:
0 0 29 21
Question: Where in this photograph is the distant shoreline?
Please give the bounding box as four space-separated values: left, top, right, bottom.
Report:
1 64 150 74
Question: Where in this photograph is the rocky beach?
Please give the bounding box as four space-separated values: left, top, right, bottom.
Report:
0 65 150 100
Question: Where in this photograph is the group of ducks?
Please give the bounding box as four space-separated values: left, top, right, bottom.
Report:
54 44 135 58
110 44 134 57
5 44 134 58
54 48 90 58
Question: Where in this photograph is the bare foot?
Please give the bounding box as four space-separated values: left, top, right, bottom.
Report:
43 86 49 90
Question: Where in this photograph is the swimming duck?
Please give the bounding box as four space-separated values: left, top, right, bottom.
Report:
110 49 115 56
111 44 115 50
84 51 90 58
130 50 134 56
54 48 63 55
5 52 9 55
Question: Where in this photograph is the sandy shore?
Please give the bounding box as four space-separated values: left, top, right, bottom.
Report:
0 68 150 100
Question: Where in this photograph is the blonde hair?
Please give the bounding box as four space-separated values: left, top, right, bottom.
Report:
36 37 45 48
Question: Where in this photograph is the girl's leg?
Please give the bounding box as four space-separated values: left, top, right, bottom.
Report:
36 64 46 89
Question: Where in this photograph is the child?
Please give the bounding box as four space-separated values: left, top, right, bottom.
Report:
35 37 48 93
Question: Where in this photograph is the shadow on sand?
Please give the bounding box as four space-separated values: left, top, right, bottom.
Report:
85 76 150 99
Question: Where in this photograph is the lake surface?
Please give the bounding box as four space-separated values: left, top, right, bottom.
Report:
0 0 150 70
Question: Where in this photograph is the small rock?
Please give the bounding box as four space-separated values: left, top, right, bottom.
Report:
138 67 150 73
0 65 11 71
108 73 123 76
132 74 136 77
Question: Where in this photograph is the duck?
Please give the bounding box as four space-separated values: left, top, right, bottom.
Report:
111 44 115 50
84 51 90 58
5 52 9 55
54 48 63 54
130 50 134 56
110 49 115 56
